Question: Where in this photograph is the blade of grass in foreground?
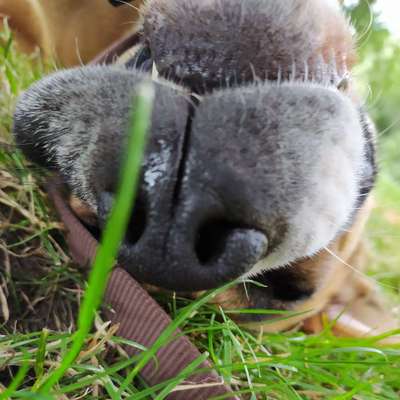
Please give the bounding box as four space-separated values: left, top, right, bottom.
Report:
39 81 155 393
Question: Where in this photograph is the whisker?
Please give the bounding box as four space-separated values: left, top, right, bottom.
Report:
353 0 374 47
74 37 85 67
356 23 374 52
242 282 250 302
376 117 400 138
323 246 399 291
359 83 373 109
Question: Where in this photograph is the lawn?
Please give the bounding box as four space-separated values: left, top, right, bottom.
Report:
1 16 400 400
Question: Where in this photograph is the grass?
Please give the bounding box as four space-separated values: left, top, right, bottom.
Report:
1 25 400 399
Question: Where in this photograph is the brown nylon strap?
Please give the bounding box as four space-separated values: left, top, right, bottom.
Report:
47 182 237 399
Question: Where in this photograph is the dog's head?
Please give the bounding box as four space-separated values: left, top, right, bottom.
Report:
13 0 376 308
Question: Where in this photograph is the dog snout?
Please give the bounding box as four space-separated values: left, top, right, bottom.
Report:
94 94 270 291
13 67 366 292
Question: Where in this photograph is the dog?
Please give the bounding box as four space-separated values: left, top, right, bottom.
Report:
10 0 399 337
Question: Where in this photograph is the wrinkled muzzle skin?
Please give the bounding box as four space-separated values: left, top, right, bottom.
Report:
13 0 376 309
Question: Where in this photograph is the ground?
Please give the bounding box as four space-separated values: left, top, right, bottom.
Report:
0 24 399 399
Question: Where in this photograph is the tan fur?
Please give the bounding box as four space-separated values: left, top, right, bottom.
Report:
0 0 142 66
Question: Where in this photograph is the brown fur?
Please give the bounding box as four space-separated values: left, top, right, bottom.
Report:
0 0 142 66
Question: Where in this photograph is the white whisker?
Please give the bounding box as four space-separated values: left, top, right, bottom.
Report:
323 246 398 291
74 37 85 67
243 282 250 302
354 0 374 46
376 118 400 138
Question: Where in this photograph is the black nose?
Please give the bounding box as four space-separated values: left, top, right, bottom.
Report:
13 65 366 294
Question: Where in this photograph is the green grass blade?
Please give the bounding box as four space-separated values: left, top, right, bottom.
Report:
38 81 155 393
33 329 49 388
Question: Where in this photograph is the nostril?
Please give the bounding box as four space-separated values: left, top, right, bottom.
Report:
125 193 147 245
98 190 147 246
195 219 241 264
